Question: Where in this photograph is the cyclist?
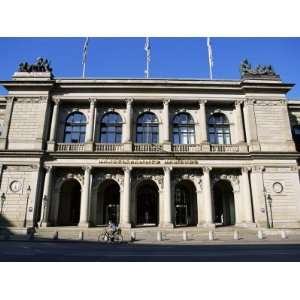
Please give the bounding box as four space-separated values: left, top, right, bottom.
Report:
107 220 117 241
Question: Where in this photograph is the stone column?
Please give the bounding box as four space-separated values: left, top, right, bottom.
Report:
79 166 91 227
123 99 133 151
250 166 266 227
235 100 248 152
241 167 253 224
199 100 210 151
85 98 96 151
39 166 53 227
243 99 260 151
281 100 296 151
47 97 60 151
163 99 171 151
202 167 214 227
120 167 131 228
160 167 173 228
0 96 15 150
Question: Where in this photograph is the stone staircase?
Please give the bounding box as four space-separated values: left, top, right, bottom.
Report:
2 226 300 242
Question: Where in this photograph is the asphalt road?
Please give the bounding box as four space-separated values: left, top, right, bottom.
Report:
1 240 300 261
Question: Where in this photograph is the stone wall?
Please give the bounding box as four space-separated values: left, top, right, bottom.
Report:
0 165 41 227
263 167 300 227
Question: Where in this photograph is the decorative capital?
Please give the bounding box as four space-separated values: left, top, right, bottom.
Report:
44 165 53 172
251 166 265 173
235 100 243 106
39 96 49 103
199 99 207 106
89 97 96 105
123 166 132 173
52 96 61 105
163 99 170 106
241 167 251 173
125 98 133 105
163 166 172 173
244 98 255 105
83 166 92 172
202 166 212 173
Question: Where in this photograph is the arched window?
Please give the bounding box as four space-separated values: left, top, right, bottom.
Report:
293 125 300 142
64 112 86 143
100 112 122 143
173 113 195 144
208 113 231 144
136 112 159 143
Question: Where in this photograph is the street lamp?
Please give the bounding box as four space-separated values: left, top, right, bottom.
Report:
23 185 31 228
0 193 6 215
263 187 271 229
40 195 48 227
267 193 274 228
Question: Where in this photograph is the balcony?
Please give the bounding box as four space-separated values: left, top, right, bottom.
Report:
52 142 248 153
56 143 85 152
171 144 203 152
133 143 163 152
95 143 124 152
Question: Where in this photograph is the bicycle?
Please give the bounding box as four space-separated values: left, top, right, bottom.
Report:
98 228 123 243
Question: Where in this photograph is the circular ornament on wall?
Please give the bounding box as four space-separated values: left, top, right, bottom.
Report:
9 180 22 193
273 182 283 194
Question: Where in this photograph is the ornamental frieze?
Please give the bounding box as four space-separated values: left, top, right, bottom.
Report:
98 159 199 165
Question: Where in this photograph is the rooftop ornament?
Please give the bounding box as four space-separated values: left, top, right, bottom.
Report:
17 57 53 73
240 59 280 79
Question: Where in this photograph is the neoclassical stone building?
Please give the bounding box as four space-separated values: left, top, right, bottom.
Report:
0 59 300 230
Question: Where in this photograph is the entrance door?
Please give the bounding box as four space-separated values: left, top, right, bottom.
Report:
97 180 120 225
57 179 81 226
213 180 236 226
137 181 159 225
175 181 197 226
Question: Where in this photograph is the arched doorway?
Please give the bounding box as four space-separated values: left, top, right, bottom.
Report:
136 180 159 226
96 180 120 225
57 179 81 226
213 180 236 226
175 180 197 226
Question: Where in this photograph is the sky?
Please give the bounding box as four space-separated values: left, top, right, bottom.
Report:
0 37 300 98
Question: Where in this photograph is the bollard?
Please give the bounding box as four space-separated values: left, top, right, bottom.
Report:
79 231 84 240
182 231 187 241
281 230 288 239
208 230 214 241
257 230 263 240
53 231 59 240
157 231 162 241
233 230 239 240
130 231 136 242
28 232 34 241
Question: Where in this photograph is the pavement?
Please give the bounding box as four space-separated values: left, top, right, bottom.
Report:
1 238 300 261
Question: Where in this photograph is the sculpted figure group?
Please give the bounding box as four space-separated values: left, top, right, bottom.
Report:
18 57 52 73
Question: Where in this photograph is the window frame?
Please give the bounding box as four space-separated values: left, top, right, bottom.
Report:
63 112 87 143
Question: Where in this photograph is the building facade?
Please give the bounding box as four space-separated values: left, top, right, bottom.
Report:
0 59 300 230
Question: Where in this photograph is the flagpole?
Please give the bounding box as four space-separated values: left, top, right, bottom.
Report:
207 37 213 80
82 37 89 78
144 37 150 78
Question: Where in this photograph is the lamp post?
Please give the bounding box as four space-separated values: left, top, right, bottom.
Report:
0 193 5 215
23 185 31 228
263 187 270 229
40 195 47 227
267 193 274 228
